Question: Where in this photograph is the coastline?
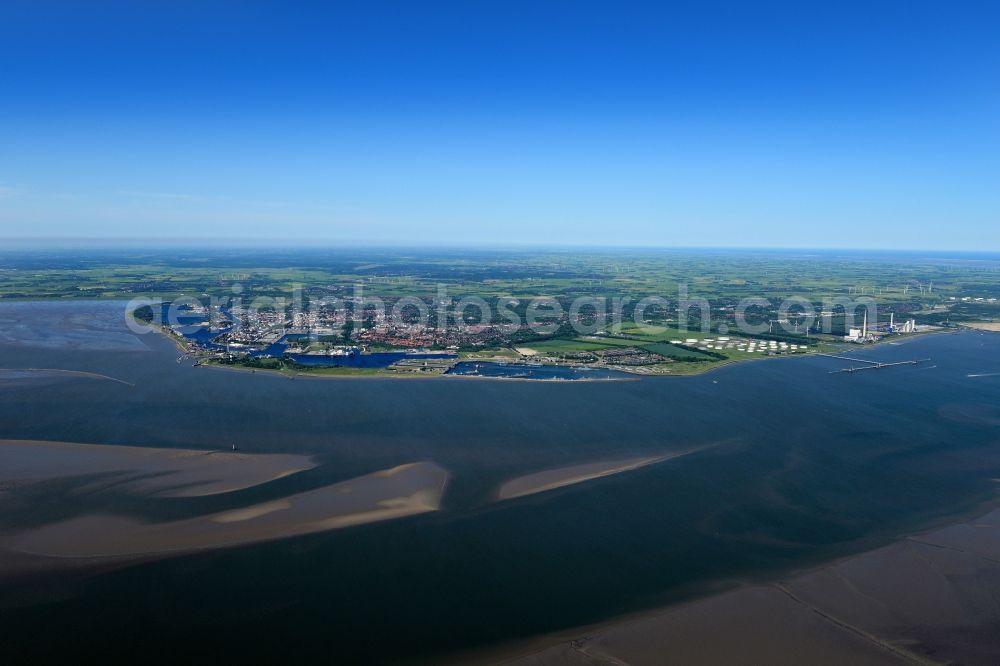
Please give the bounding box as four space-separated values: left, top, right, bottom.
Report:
190 361 643 382
130 306 959 382
956 322 1000 332
2 308 955 385
178 328 953 382
3 304 992 660
454 493 1000 666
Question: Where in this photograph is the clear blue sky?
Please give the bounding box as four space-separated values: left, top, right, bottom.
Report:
1 1 998 249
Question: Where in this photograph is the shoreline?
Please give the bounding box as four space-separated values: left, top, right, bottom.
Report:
453 491 1000 665
176 327 953 382
189 361 644 382
2 312 954 385
127 306 959 382
956 321 1000 332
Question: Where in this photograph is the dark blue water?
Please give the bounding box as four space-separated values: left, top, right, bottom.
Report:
447 360 631 380
2 301 1000 662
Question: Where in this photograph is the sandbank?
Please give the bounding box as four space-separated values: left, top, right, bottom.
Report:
496 446 711 500
0 439 315 498
10 462 448 559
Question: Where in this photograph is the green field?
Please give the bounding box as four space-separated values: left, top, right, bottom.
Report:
2 246 993 376
520 339 613 353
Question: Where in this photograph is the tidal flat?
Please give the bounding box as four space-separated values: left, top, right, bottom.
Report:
7 460 447 562
488 506 1000 665
1 301 1000 663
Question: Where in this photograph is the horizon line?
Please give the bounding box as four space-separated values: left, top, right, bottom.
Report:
1 237 999 256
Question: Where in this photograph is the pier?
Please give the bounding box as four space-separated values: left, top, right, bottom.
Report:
817 353 932 374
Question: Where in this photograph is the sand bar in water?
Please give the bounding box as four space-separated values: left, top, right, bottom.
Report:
10 462 448 559
0 439 316 498
496 446 711 500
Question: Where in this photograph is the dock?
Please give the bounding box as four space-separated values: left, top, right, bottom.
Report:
817 353 932 374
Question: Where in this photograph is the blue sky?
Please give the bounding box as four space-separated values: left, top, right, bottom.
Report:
1 1 998 249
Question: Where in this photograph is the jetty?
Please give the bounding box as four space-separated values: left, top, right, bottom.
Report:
818 353 932 374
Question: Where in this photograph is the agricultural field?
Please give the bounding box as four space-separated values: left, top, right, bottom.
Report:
4 248 1000 310
2 247 997 376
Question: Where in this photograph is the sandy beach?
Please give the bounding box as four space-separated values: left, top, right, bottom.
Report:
959 322 1000 332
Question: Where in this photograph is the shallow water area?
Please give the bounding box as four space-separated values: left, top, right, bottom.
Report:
2 301 1000 662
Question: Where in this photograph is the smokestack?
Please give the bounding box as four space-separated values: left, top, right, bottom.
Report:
863 310 868 338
